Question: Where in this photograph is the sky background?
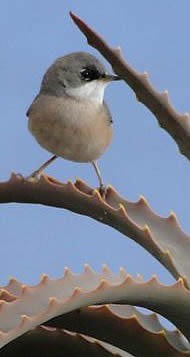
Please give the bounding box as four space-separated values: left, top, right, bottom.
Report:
1 1 190 329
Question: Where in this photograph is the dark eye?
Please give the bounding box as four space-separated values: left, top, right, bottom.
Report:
80 67 101 81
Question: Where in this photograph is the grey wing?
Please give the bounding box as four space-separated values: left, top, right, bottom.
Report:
103 100 113 124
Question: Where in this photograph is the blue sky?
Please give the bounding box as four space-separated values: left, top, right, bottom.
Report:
1 0 190 312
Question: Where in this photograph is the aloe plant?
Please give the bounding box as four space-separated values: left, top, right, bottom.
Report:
0 11 190 356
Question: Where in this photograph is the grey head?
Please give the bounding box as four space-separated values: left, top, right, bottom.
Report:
40 52 120 101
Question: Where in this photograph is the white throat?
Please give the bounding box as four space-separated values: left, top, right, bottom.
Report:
65 80 108 104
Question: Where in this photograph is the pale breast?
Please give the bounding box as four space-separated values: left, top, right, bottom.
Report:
28 94 112 162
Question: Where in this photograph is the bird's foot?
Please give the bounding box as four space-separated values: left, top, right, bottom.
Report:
25 170 41 182
98 184 107 199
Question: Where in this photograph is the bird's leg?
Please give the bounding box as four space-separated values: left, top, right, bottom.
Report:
91 161 106 197
27 155 57 179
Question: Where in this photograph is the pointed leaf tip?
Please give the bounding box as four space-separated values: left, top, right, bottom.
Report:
119 203 127 216
175 277 186 288
72 287 82 298
99 279 108 289
92 189 102 201
160 90 169 104
106 184 115 192
48 297 59 311
69 11 75 19
69 11 83 27
84 263 89 271
168 210 177 222
139 71 149 83
138 195 148 205
40 274 49 284
21 285 28 295
143 224 151 234
102 264 110 274
84 264 94 274
64 267 72 277
20 314 32 328
120 267 127 278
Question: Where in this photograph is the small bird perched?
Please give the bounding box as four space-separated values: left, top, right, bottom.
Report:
27 52 120 193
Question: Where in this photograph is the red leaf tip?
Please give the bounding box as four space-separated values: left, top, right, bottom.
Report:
69 11 78 21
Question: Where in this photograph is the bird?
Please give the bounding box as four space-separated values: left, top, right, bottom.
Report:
27 52 120 194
